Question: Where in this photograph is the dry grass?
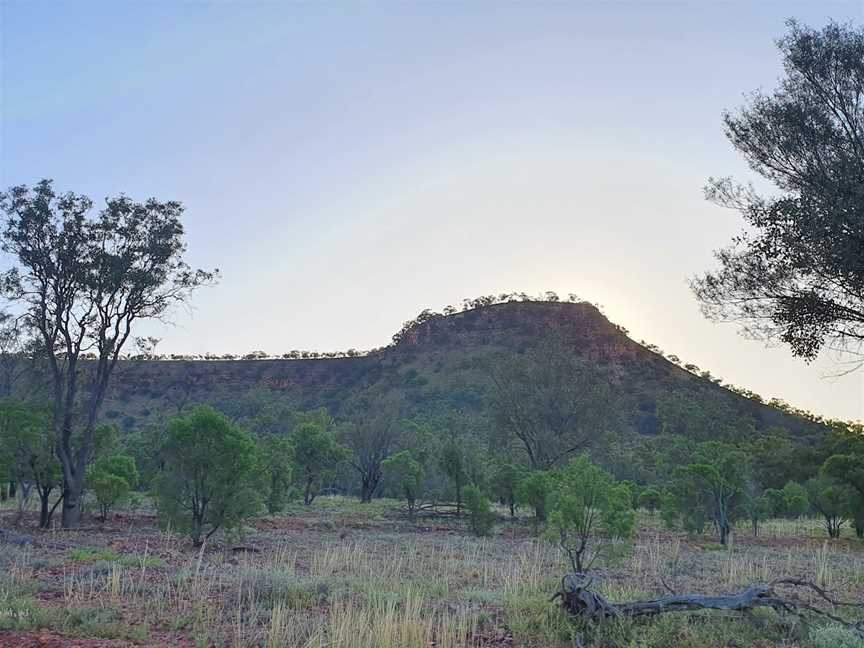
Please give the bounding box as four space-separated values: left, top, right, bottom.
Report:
1 499 862 647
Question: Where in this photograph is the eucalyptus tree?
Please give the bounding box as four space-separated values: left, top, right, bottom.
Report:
339 392 403 503
693 21 864 364
487 335 615 470
0 180 215 527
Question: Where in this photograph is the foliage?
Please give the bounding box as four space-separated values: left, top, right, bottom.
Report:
0 399 61 527
546 455 635 573
382 450 425 514
338 392 402 502
258 435 294 515
656 393 752 442
638 487 662 514
119 425 163 489
741 479 773 536
749 432 822 490
822 454 864 538
0 179 214 527
463 484 496 537
437 424 471 513
516 470 554 522
663 442 749 544
155 406 260 545
487 335 616 470
780 481 810 519
692 21 864 363
806 477 850 538
290 418 348 506
87 454 139 521
490 461 524 518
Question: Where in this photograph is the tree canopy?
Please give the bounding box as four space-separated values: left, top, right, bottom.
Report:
692 21 864 365
0 179 215 527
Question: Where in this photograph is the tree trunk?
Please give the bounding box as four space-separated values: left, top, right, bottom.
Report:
41 492 63 529
61 480 83 528
556 574 864 640
719 519 730 545
14 481 33 526
39 490 50 528
360 475 379 503
535 500 547 522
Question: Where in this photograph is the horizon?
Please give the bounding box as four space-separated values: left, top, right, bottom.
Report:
2 1 863 422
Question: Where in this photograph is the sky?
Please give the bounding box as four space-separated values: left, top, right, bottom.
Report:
1 0 863 422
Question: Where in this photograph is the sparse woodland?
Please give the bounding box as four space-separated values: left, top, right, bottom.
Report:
0 17 863 648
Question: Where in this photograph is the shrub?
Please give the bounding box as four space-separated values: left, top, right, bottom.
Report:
781 481 810 519
516 471 554 522
638 487 662 514
546 455 635 573
87 455 139 521
809 625 864 648
464 485 496 536
155 406 261 545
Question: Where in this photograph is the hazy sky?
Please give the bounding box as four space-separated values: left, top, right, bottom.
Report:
1 1 863 421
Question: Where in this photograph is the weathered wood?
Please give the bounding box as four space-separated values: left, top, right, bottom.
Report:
555 573 864 639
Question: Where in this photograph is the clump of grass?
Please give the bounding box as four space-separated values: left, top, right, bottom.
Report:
67 547 165 568
809 624 864 648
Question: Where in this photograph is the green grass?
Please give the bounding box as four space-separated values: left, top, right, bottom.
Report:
67 547 165 568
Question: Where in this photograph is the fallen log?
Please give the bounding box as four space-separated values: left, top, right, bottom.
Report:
554 573 864 639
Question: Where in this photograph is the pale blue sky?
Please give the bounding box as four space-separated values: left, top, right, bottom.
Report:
1 1 862 421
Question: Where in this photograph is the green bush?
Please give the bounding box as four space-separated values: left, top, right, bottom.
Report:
546 455 635 573
87 454 139 521
155 406 261 545
464 485 496 536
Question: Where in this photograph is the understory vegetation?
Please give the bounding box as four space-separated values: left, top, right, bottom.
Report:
1 496 863 647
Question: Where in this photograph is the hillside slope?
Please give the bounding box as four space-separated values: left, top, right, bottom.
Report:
101 301 828 442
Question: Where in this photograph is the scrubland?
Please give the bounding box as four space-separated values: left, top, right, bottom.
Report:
1 497 863 648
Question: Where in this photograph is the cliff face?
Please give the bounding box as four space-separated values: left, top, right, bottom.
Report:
100 301 827 442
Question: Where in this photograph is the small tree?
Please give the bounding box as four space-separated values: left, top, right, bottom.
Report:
762 488 786 518
490 461 523 518
665 442 748 545
155 406 260 545
806 477 850 539
781 481 810 519
546 456 635 573
290 420 347 505
516 470 553 523
258 435 293 515
742 480 773 537
438 435 468 514
822 440 864 538
382 450 425 515
88 454 139 521
638 487 662 515
0 399 61 527
464 485 496 537
339 394 401 503
488 336 616 470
